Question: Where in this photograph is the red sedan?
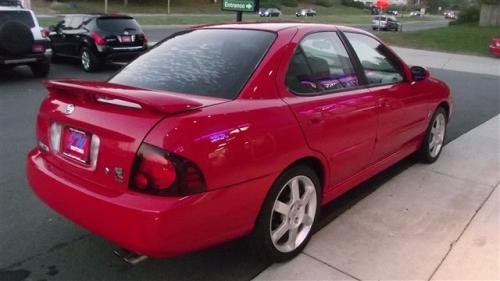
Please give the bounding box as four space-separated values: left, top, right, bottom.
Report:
27 23 452 262
490 37 500 57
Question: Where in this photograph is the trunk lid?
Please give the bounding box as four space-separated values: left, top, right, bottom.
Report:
37 80 228 192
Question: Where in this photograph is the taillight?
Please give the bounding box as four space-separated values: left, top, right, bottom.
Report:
130 143 206 196
32 44 45 53
142 34 148 44
41 28 50 38
91 32 106 46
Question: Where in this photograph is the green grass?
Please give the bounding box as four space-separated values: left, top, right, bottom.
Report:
377 24 500 57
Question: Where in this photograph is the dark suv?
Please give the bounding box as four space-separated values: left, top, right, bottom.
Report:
48 14 147 72
0 7 50 77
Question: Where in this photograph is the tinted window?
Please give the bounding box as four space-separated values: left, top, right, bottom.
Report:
345 32 404 85
110 29 276 99
0 11 34 27
286 32 359 95
97 18 141 33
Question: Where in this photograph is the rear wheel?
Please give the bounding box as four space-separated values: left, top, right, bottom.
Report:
81 47 101 72
416 107 447 163
249 165 321 262
30 62 50 78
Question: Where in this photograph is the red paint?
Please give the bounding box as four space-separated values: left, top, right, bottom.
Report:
27 23 452 258
490 37 500 57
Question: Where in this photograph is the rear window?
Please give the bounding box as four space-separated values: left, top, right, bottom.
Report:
0 11 35 28
110 29 276 99
96 17 141 33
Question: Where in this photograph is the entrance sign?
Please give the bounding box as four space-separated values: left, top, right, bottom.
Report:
222 0 259 13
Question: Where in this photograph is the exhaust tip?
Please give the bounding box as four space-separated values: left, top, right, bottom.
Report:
113 248 148 265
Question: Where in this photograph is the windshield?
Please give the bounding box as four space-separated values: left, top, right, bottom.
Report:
96 17 141 33
110 29 276 99
0 11 34 27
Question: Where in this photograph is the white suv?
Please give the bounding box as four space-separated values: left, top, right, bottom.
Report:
0 6 51 77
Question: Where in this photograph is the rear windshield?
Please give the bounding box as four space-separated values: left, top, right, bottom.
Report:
0 11 35 27
96 17 141 33
110 29 276 99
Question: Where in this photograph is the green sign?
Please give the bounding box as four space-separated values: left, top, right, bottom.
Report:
221 0 259 12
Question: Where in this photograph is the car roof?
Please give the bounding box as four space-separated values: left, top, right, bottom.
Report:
200 22 372 35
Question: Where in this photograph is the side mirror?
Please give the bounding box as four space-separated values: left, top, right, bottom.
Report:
411 66 429 81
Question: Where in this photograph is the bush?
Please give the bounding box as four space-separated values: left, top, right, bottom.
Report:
456 6 480 23
280 0 298 7
316 0 334 7
340 0 365 9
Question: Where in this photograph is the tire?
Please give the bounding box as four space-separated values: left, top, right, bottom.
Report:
416 107 447 163
249 165 321 262
30 62 50 78
0 21 34 55
80 46 101 72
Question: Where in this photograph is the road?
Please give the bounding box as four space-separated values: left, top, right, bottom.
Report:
142 20 450 43
0 55 498 280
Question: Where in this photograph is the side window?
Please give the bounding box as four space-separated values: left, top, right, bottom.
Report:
286 32 359 95
344 32 404 85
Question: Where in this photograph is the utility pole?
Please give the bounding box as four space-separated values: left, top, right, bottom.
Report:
168 0 171 14
105 0 108 14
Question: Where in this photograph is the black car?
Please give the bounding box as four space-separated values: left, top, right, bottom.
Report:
0 7 50 77
296 8 317 17
260 8 281 17
48 14 147 72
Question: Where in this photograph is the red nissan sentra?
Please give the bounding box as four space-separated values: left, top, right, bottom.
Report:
27 23 452 262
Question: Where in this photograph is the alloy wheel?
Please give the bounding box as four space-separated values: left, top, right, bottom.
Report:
81 50 91 71
269 175 317 253
429 113 446 158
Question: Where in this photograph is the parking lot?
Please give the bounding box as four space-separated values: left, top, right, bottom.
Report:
1 36 499 280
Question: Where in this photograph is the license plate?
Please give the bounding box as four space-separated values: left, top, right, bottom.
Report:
62 127 91 163
121 36 132 43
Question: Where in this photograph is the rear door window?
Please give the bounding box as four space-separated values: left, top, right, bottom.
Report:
0 11 34 28
96 18 141 33
285 32 359 95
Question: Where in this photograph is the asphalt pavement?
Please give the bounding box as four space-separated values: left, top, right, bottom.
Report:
141 20 450 43
0 49 498 280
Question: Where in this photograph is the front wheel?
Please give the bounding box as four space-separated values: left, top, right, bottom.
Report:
416 107 447 163
249 165 321 262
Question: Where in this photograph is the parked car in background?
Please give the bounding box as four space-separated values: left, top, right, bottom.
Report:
296 8 316 17
0 6 50 77
372 15 401 31
0 0 22 7
28 23 452 263
443 11 457 19
47 14 148 72
489 37 500 57
410 10 422 16
257 8 267 16
260 8 281 17
386 10 399 16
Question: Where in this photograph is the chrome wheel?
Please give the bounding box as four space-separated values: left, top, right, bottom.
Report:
81 50 90 71
429 113 446 158
270 175 317 253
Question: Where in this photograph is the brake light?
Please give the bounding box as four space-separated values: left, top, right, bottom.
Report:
32 44 45 53
91 32 106 46
41 28 50 38
131 143 206 196
142 34 148 44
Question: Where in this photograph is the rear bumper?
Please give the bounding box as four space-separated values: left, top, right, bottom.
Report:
27 149 273 257
97 45 147 62
0 51 50 66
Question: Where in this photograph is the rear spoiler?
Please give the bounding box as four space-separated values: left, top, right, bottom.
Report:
43 80 210 115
